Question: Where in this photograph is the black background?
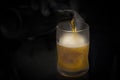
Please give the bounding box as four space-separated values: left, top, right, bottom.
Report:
0 0 117 80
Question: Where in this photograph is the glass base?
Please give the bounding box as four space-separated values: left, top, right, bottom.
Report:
58 66 88 77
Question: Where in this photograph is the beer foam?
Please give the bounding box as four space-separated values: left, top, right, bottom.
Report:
59 33 87 48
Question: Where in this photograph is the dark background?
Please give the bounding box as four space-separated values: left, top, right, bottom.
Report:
0 0 117 80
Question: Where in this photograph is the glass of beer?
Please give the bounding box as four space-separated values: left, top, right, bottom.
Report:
56 11 89 77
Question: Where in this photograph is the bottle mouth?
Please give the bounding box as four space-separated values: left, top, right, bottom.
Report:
55 9 74 22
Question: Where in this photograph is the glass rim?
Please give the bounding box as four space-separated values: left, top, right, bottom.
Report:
56 23 89 32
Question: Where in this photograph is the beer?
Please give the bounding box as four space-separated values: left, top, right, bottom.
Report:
57 13 89 77
71 18 76 32
57 33 89 77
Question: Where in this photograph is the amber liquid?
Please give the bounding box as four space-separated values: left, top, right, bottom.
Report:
57 44 89 76
71 18 76 32
57 19 89 77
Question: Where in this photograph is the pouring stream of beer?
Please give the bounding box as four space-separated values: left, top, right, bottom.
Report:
71 18 76 32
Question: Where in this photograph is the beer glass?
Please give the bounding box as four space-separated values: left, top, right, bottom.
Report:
56 11 89 77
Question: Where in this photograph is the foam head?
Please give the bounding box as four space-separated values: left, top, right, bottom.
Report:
59 33 86 48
